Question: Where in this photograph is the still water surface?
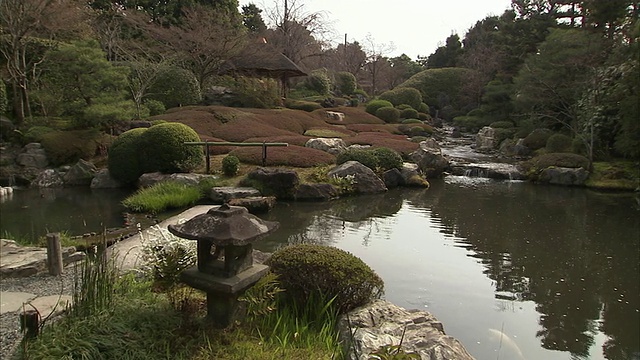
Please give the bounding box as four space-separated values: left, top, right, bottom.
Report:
1 179 638 360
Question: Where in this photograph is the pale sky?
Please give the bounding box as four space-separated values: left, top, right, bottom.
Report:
239 0 513 60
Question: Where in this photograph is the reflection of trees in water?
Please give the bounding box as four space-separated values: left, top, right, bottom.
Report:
417 182 639 359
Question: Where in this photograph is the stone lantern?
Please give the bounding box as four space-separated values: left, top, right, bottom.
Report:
168 204 279 328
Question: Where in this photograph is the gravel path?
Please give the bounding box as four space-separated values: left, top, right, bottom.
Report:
0 268 78 360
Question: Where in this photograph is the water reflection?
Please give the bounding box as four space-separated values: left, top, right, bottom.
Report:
261 182 639 360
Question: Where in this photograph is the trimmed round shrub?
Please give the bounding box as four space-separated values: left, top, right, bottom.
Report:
284 99 322 112
108 128 147 184
522 128 554 150
490 121 514 129
221 155 240 176
402 118 422 124
144 99 166 116
418 112 431 121
267 244 384 314
418 102 430 114
546 133 573 153
400 107 418 119
304 69 331 95
365 99 393 115
335 71 357 95
138 122 204 174
336 148 378 170
395 104 413 110
148 68 201 109
529 153 590 170
379 87 422 110
372 147 402 171
375 106 400 123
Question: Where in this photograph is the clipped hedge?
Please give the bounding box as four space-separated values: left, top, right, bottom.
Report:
336 148 379 170
529 153 590 170
365 99 393 115
41 129 109 167
546 133 573 153
371 147 402 171
522 128 554 150
284 99 323 112
379 87 422 110
138 122 203 174
108 128 147 184
267 244 384 314
400 108 418 119
375 106 400 123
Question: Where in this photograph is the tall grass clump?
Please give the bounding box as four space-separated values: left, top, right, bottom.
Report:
122 181 202 213
70 244 119 318
241 273 343 358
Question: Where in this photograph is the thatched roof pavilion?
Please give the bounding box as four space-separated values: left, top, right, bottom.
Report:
219 42 307 97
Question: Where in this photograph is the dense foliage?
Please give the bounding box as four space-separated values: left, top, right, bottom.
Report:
138 122 204 174
267 244 384 314
107 128 147 184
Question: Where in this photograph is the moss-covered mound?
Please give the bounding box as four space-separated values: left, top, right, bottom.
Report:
230 145 335 167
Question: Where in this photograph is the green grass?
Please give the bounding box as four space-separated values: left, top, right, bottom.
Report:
122 181 204 214
585 161 640 191
18 270 343 360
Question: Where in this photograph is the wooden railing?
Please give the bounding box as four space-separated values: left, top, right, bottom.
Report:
184 141 289 173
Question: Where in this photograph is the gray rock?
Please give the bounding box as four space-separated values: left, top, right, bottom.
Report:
228 196 276 214
32 169 64 188
0 239 84 278
294 183 338 201
339 300 475 360
499 138 531 157
210 187 261 203
539 166 589 186
400 163 430 187
90 169 126 188
382 168 403 188
16 143 48 168
325 111 345 122
328 161 387 194
245 167 300 199
305 138 347 155
137 172 217 188
63 159 97 186
476 126 498 151
409 140 450 179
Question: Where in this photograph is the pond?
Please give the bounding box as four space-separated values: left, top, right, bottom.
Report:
1 179 638 360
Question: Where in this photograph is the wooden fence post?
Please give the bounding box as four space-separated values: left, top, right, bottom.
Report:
46 233 63 276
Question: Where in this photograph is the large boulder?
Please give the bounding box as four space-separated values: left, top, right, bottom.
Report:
382 168 403 188
16 143 48 169
210 186 261 203
32 169 64 188
499 138 532 157
244 167 300 199
409 140 450 178
400 162 430 187
294 183 339 201
63 159 97 186
305 138 347 155
90 169 126 188
328 161 387 194
539 167 589 186
228 196 276 214
339 300 475 360
475 126 498 151
137 172 217 189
